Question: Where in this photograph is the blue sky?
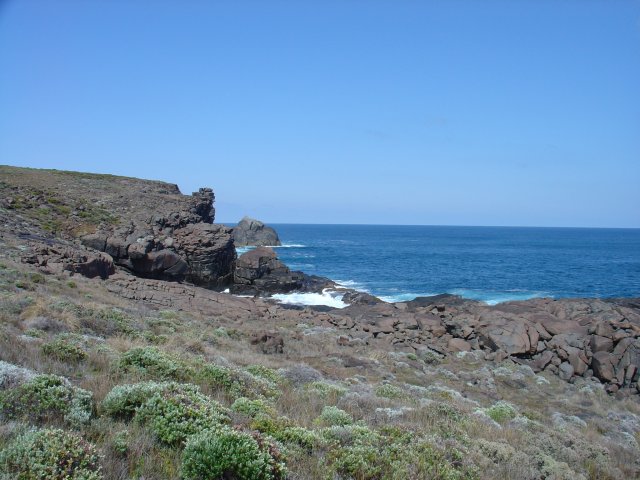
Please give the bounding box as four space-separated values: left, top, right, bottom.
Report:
1 1 639 227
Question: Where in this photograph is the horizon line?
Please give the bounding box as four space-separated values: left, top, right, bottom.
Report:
217 221 640 230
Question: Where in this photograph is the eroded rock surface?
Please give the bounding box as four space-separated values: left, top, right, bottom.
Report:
232 216 281 247
79 188 235 287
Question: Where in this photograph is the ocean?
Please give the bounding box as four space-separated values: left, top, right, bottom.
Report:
236 225 640 307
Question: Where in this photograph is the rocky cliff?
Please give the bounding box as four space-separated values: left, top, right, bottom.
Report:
0 166 236 287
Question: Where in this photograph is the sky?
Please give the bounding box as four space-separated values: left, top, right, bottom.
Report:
0 0 639 227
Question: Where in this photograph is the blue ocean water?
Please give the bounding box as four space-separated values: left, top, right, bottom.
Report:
240 225 640 305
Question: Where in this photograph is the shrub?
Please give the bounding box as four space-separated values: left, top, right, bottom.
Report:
181 428 286 480
248 414 320 450
375 383 406 399
0 374 93 427
231 397 276 418
197 363 279 399
42 334 87 362
320 424 381 447
323 428 478 480
195 363 240 395
315 406 353 427
101 381 169 419
0 360 35 389
135 384 230 445
485 401 517 424
305 381 347 399
119 346 182 380
330 443 381 479
245 365 283 384
0 427 102 479
111 430 129 455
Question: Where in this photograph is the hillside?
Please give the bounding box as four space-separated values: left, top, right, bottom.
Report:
0 165 639 479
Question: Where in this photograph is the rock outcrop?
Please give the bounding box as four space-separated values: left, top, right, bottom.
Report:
232 217 281 247
21 243 115 279
80 188 236 287
322 295 640 394
231 247 303 295
0 167 236 287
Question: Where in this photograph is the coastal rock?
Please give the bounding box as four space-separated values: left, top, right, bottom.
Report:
80 188 236 287
559 362 574 381
448 338 472 352
592 352 616 383
21 244 115 279
478 318 531 355
231 247 302 295
232 216 281 247
591 335 614 353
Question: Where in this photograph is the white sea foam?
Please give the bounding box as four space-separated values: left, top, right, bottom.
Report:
377 289 549 305
271 289 348 309
235 244 305 254
448 289 548 305
335 279 370 293
379 292 439 303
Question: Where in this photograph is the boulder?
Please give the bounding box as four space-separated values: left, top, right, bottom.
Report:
590 335 614 353
448 338 472 352
592 352 616 383
231 247 302 295
478 318 530 355
559 362 574 381
232 216 281 247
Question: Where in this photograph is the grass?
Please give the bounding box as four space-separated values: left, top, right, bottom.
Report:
0 252 637 479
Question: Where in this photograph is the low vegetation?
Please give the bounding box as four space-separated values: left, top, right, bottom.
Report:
0 252 638 479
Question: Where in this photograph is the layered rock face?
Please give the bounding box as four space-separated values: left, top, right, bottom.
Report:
232 217 281 247
81 188 235 287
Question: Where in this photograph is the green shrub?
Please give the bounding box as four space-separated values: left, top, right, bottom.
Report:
42 334 87 362
197 363 279 399
330 443 381 479
320 424 381 447
244 365 283 384
195 363 240 395
24 328 44 338
112 430 129 455
29 273 45 284
101 381 170 419
375 383 405 399
135 384 230 445
305 381 347 399
181 428 286 480
0 374 93 427
315 406 353 427
102 381 229 445
231 397 276 418
323 428 478 480
119 346 182 379
485 401 517 424
248 414 320 450
0 427 102 479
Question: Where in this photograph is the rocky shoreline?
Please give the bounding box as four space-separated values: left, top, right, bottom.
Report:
1 165 639 398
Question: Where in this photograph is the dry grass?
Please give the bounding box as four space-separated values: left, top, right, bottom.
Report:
0 256 639 479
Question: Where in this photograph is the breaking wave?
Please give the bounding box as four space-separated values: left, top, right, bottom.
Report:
270 289 348 308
